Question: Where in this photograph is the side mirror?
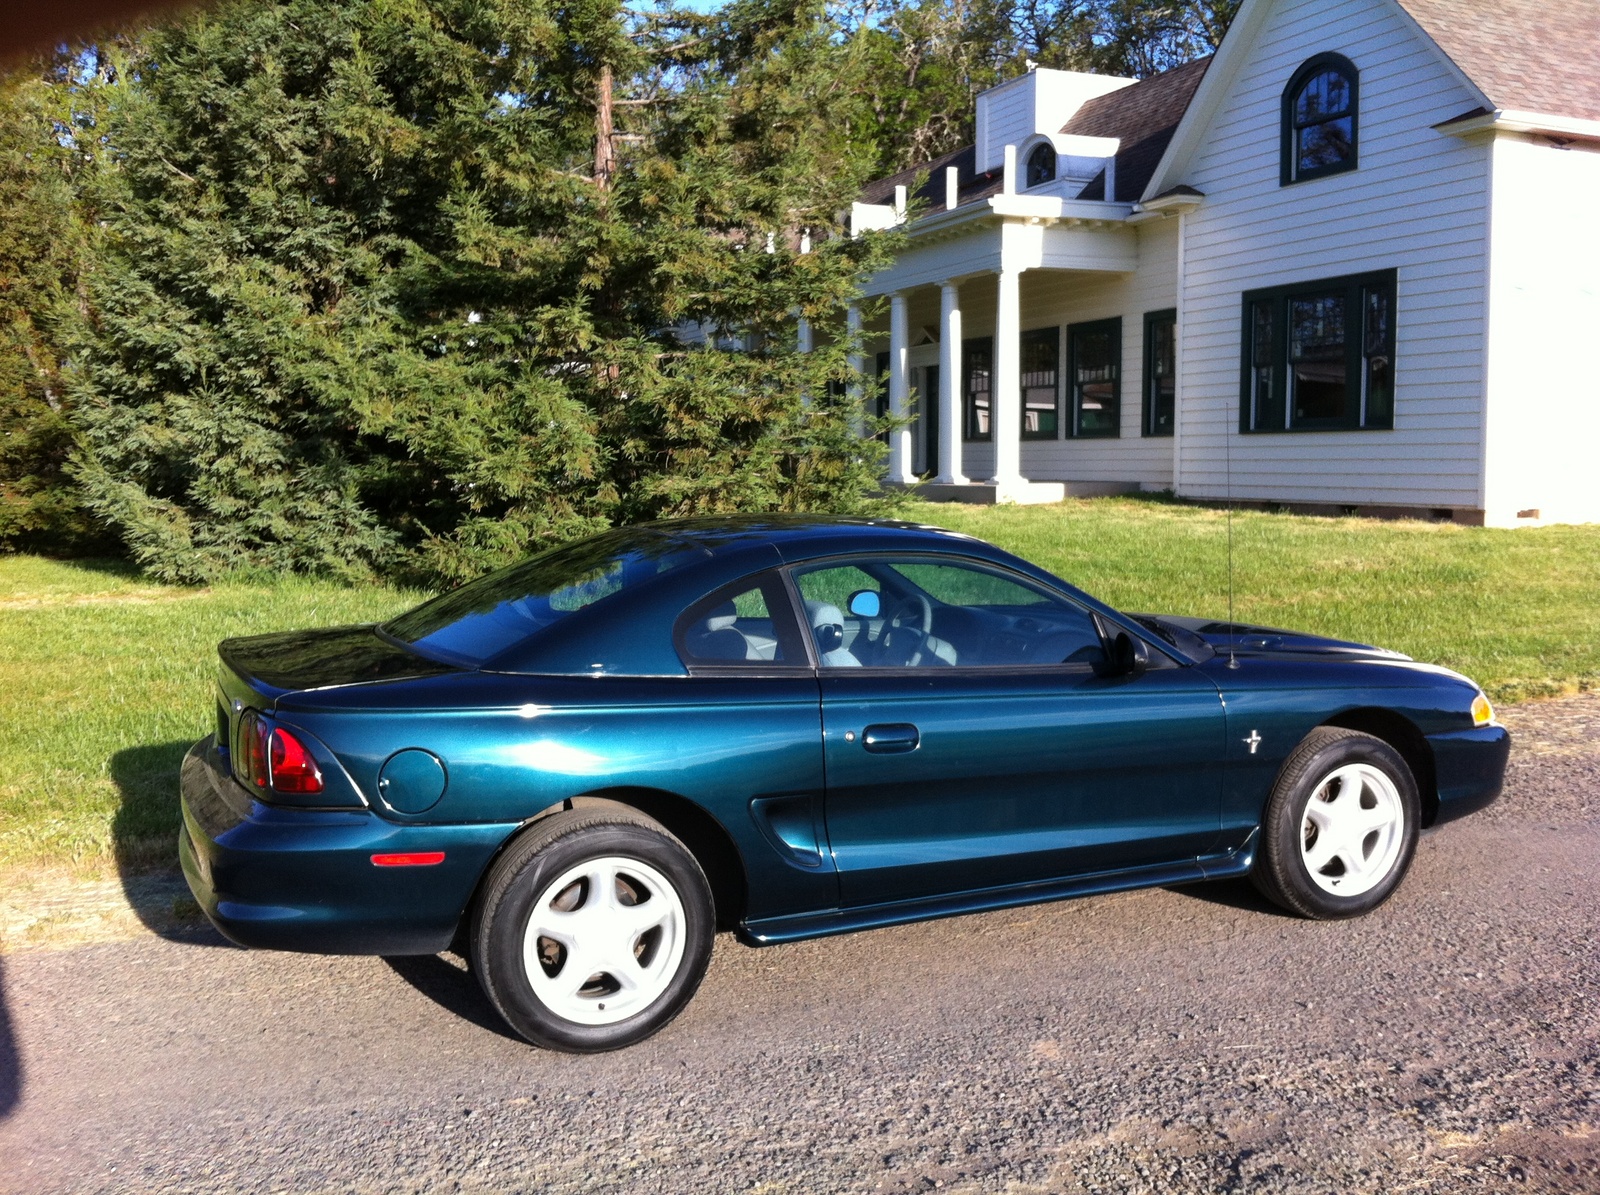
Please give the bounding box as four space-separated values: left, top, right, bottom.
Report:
1111 630 1149 677
847 590 881 619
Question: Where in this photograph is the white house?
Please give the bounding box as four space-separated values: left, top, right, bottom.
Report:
848 0 1600 526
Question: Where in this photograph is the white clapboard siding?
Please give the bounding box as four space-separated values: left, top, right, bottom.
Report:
1173 0 1492 509
1482 136 1600 526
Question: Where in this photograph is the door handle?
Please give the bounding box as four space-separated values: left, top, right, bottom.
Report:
861 723 920 753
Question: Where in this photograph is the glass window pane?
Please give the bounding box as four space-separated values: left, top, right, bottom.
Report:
1362 283 1394 426
1248 299 1281 430
681 584 785 664
1289 293 1347 422
1026 143 1056 188
963 337 992 441
1021 328 1059 438
1071 321 1120 437
1147 315 1176 436
1297 116 1353 174
792 558 1105 668
387 531 706 666
1295 69 1351 123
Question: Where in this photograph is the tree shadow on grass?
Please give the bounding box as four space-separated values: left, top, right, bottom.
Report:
382 955 521 1042
110 740 231 947
0 956 20 1122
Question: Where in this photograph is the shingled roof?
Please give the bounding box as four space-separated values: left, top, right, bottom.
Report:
1064 56 1211 200
858 56 1211 211
1399 0 1600 123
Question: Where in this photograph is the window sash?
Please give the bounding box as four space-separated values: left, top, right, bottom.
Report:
1069 317 1122 438
1143 309 1176 437
962 336 992 442
1239 270 1395 433
1281 54 1359 186
1020 327 1060 440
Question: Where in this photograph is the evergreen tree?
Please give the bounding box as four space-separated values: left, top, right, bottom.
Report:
0 51 117 553
70 0 898 583
836 0 1237 175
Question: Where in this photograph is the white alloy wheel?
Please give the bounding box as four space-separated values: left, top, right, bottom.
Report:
1299 763 1406 897
523 855 688 1026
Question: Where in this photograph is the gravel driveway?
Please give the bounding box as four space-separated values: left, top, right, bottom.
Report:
0 696 1596 1194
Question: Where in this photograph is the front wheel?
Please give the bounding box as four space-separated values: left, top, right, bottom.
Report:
470 808 715 1051
1252 728 1420 920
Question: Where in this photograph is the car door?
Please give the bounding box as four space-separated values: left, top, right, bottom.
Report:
790 554 1227 908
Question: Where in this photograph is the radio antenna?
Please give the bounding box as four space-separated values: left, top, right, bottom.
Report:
1224 394 1239 670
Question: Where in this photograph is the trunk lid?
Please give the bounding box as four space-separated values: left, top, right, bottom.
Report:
213 625 464 779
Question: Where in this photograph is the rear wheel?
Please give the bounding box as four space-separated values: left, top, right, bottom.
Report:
471 808 714 1051
1252 727 1420 919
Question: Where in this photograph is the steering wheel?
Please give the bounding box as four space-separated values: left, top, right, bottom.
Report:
879 592 934 666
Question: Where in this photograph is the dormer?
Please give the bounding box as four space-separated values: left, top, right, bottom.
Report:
974 68 1136 175
1014 132 1124 199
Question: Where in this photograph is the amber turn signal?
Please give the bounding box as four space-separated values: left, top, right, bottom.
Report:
1470 692 1494 727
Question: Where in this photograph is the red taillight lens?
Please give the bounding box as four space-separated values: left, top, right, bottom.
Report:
240 711 270 789
268 727 324 794
371 852 446 867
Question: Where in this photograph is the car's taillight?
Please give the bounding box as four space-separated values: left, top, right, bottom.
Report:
239 710 270 789
268 727 323 794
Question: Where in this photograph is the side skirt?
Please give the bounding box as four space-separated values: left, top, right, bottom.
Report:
738 836 1259 946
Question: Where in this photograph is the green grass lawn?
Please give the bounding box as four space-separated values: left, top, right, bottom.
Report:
1 496 1596 880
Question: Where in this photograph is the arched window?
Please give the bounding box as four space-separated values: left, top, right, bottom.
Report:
1281 53 1358 185
1025 142 1057 189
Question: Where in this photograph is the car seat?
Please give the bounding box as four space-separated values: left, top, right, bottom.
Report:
805 600 860 667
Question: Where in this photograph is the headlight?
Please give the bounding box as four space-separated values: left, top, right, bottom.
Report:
1470 692 1495 727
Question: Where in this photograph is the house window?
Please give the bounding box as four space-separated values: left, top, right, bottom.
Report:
874 349 890 442
1281 54 1358 185
1025 143 1056 189
1068 318 1121 437
1143 310 1176 437
962 337 992 441
1020 327 1060 439
1239 269 1396 432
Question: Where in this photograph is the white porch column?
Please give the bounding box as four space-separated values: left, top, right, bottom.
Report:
888 291 914 484
936 282 967 484
987 267 1022 488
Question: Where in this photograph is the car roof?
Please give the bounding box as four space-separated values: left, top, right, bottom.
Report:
638 515 988 565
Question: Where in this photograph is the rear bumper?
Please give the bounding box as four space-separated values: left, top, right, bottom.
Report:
1426 724 1512 827
179 736 518 955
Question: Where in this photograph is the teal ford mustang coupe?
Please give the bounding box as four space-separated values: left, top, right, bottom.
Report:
180 517 1509 1051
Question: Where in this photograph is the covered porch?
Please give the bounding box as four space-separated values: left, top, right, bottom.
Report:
850 187 1144 504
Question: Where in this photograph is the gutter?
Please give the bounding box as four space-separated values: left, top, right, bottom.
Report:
1435 108 1600 144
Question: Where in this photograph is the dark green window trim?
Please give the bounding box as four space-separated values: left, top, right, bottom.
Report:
962 336 993 442
1142 309 1176 438
1239 268 1396 433
1281 52 1359 186
1020 326 1061 440
1068 317 1122 438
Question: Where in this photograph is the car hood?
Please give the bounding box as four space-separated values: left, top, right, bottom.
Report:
1136 615 1410 662
219 625 463 695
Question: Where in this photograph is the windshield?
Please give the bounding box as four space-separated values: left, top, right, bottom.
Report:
385 529 709 666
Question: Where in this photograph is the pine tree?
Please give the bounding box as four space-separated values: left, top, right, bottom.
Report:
0 52 117 553
70 0 899 584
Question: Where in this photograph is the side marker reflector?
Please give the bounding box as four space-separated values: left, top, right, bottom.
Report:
371 851 446 867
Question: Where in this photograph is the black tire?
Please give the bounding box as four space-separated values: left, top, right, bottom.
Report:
470 808 715 1052
1251 727 1421 920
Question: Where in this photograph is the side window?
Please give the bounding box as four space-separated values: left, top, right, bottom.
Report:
791 556 1106 669
676 573 803 669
